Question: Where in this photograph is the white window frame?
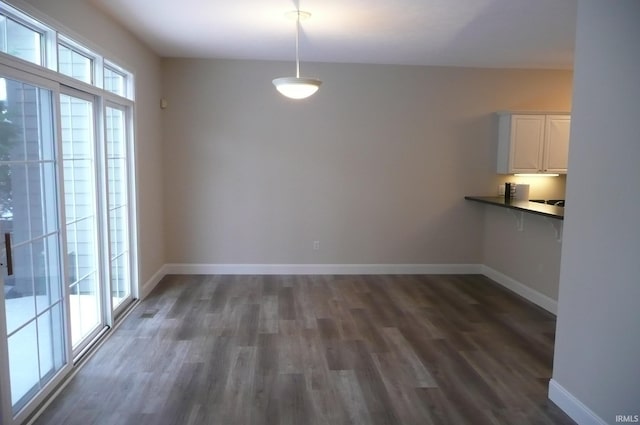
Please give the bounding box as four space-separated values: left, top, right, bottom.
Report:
57 34 101 87
1 1 134 101
0 2 56 69
0 61 72 425
102 100 137 318
103 60 131 99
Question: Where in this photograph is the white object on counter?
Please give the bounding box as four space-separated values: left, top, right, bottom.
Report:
515 184 530 200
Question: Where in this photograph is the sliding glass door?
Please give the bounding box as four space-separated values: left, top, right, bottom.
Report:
105 104 132 313
1 5 137 422
0 76 135 423
59 91 103 351
0 76 67 415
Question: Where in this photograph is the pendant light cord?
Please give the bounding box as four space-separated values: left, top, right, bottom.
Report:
295 11 300 78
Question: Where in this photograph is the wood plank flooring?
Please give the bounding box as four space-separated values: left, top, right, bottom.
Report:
33 274 576 425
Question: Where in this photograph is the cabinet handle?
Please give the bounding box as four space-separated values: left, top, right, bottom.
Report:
4 233 12 276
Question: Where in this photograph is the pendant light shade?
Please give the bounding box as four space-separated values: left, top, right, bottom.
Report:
273 10 321 100
272 77 321 99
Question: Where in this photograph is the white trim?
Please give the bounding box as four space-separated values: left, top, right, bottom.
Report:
481 265 558 314
163 263 482 276
141 265 168 298
140 263 557 316
3 0 135 76
548 379 608 425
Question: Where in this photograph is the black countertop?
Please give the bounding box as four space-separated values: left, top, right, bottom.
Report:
464 196 564 220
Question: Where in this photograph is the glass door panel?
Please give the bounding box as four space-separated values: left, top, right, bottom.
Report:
59 93 102 351
105 106 131 311
0 76 66 414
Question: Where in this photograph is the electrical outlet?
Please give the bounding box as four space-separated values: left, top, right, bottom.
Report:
313 240 320 250
498 184 505 195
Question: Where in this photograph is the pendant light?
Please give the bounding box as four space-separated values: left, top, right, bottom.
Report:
272 10 322 100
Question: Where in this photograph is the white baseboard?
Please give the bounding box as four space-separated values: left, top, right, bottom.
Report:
548 379 608 425
163 263 482 276
481 265 558 314
140 264 168 299
146 263 555 315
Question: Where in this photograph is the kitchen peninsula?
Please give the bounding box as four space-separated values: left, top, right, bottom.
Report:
465 195 564 315
464 196 564 220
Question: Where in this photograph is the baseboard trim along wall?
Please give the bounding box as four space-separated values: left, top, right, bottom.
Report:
163 263 482 276
481 265 558 314
141 264 169 298
548 380 608 425
141 263 557 315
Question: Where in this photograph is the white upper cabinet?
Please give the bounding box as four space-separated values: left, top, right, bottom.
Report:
543 115 571 173
497 112 571 174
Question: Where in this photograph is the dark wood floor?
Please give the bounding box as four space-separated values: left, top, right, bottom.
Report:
34 274 575 425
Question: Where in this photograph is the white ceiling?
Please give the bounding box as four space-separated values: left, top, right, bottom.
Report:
89 0 577 69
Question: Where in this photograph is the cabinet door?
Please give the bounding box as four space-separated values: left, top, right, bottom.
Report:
510 115 545 173
543 115 570 173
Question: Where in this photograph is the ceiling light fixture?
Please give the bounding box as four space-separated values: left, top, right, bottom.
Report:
272 10 321 100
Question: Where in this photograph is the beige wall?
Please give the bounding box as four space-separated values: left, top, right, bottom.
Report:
481 175 567 307
482 208 563 301
551 0 640 422
19 0 165 289
162 59 572 265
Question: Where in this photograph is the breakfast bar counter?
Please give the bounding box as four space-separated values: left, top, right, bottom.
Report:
464 196 564 220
